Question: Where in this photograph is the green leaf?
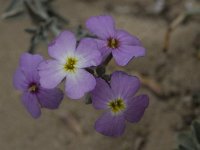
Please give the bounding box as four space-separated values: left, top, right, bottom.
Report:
192 92 200 107
1 0 24 19
192 121 200 144
178 132 198 150
96 66 106 77
178 145 190 150
84 93 92 104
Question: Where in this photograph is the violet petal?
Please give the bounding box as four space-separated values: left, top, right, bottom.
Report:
116 29 142 46
124 95 149 123
65 69 96 99
95 112 126 137
48 31 76 63
76 38 102 68
92 78 113 110
37 88 64 109
13 68 28 91
112 45 146 66
38 60 67 89
110 71 140 101
86 15 116 39
22 92 41 118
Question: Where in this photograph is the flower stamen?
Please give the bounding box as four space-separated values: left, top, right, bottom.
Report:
64 57 77 72
28 83 39 93
108 98 126 114
107 38 119 49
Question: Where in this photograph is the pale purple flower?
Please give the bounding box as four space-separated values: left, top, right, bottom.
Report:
86 15 146 66
91 71 149 137
38 31 102 99
13 53 64 118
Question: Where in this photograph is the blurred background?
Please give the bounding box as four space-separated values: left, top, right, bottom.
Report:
0 0 200 150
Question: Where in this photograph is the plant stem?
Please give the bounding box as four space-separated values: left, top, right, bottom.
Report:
102 53 113 66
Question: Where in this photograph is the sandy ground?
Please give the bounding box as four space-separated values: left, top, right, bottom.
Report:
0 0 200 150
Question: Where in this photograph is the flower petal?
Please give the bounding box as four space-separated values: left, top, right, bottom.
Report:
37 88 64 109
95 39 112 61
110 71 140 100
22 92 41 118
38 60 67 89
112 45 146 66
48 31 76 63
65 69 96 99
116 29 142 46
76 38 102 68
13 68 28 91
124 95 149 123
91 78 113 109
19 53 43 79
86 15 116 39
95 112 126 137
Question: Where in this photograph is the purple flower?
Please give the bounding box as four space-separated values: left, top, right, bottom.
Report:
86 15 146 66
91 71 149 137
13 53 64 118
38 31 102 99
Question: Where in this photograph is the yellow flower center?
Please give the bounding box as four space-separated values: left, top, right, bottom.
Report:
64 57 78 72
107 38 119 49
28 84 38 93
108 98 126 114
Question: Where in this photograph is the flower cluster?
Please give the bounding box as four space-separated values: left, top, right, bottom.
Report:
13 15 149 137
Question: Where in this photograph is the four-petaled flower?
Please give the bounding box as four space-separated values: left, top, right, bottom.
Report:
86 15 146 66
13 53 64 118
38 31 102 99
91 71 149 137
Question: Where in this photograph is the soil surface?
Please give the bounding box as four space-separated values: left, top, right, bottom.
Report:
0 0 200 150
